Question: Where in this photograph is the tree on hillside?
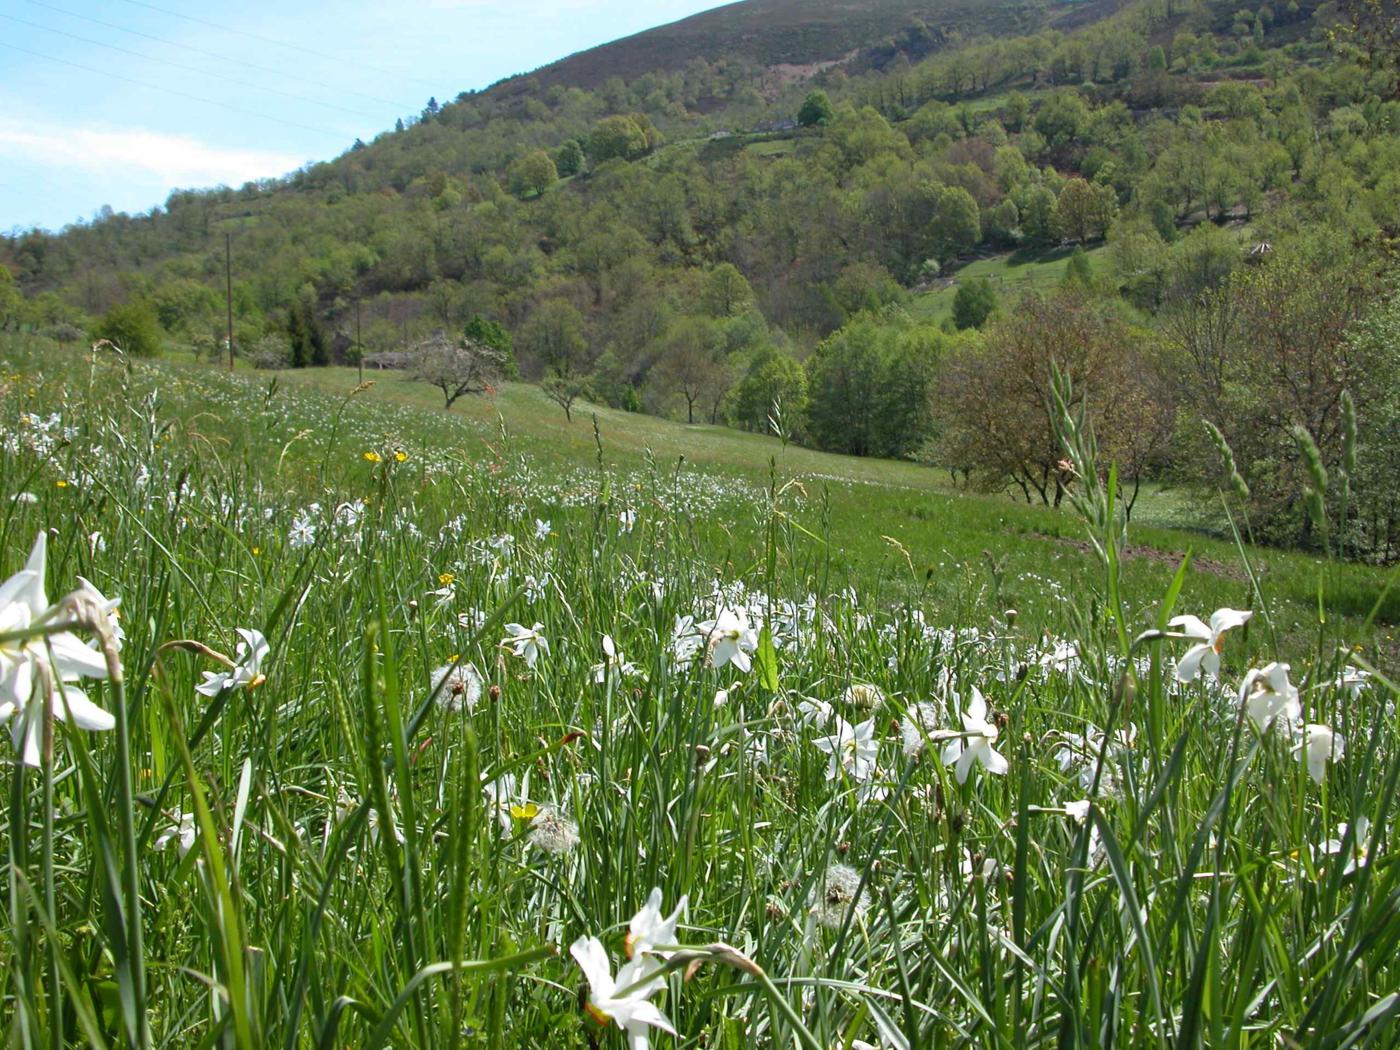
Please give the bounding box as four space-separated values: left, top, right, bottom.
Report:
798 90 834 127
286 302 327 368
542 373 592 422
931 186 982 263
464 315 517 377
519 299 589 378
1331 0 1400 95
1033 91 1090 149
940 289 1168 507
701 263 754 318
1062 246 1095 290
411 331 505 409
729 348 807 436
653 316 727 424
588 116 648 163
0 264 21 330
556 139 586 178
507 150 558 199
805 317 943 459
1170 244 1387 546
1053 178 1118 243
94 300 162 358
953 277 999 330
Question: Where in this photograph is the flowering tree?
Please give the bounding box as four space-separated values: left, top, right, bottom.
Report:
410 332 505 409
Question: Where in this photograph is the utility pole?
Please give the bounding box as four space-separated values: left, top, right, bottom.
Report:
224 232 234 372
355 296 363 383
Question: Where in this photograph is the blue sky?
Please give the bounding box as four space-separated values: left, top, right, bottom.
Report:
0 0 731 232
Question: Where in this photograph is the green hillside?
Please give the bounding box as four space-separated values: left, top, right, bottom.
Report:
4 0 1399 566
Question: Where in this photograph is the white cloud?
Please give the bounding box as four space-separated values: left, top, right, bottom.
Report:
0 120 302 191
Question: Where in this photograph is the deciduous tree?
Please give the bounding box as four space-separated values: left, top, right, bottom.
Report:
411 331 505 409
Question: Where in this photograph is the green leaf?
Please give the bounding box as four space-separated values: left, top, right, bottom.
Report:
755 624 779 692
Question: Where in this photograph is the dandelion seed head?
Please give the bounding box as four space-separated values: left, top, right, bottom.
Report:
528 807 579 855
814 863 869 930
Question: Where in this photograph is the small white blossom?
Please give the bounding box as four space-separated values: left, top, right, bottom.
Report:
813 715 878 783
502 623 548 667
288 514 316 549
1321 817 1372 875
1240 662 1301 734
699 607 757 672
940 688 1008 784
195 629 269 697
569 935 674 1049
1064 799 1092 824
154 810 198 857
1300 723 1343 785
1168 608 1252 682
592 634 640 683
0 534 117 766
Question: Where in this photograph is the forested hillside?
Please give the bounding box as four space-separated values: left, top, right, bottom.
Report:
4 0 1400 556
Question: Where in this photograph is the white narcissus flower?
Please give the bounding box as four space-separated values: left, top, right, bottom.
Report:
195 628 270 697
940 687 1009 784
1322 817 1372 875
1038 640 1080 677
625 887 687 963
592 634 640 683
533 518 552 541
502 623 548 667
813 715 877 783
1240 662 1301 733
1335 667 1370 698
700 608 757 673
75 576 123 650
1064 799 1092 824
570 935 675 1049
154 810 198 857
1300 723 1343 785
796 697 833 728
1168 608 1252 682
0 534 116 766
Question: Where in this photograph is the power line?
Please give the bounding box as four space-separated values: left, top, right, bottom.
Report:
115 0 444 91
1 12 391 123
0 41 346 143
26 0 418 111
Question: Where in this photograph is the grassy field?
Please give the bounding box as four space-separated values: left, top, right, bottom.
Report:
2 336 1398 1048
269 358 1399 649
907 244 1114 326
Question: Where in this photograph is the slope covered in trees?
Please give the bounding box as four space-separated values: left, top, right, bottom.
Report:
5 0 1400 557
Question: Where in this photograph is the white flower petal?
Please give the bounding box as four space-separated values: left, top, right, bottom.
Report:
51 686 114 730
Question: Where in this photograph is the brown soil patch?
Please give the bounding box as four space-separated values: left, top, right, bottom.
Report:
1044 533 1249 581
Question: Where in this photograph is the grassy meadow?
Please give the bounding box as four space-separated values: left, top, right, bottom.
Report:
2 335 1398 1048
905 244 1113 327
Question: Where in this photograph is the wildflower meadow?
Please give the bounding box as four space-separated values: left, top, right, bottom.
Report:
2 337 1397 1047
